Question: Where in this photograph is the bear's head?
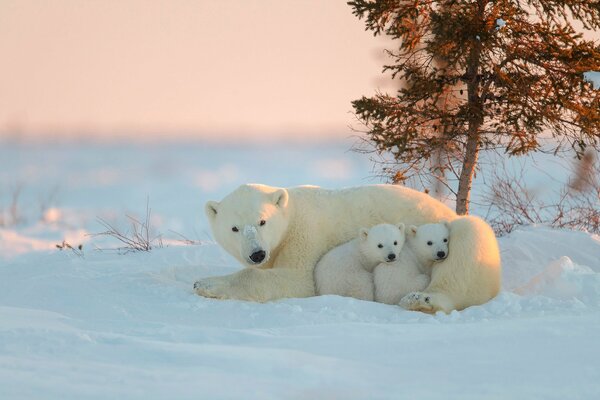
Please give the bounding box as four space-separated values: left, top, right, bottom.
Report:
359 223 406 265
408 222 450 262
205 184 290 267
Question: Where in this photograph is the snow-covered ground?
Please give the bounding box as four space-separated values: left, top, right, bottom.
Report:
1 140 600 399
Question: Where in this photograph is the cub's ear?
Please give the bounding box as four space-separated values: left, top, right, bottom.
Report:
272 188 289 208
359 228 369 241
408 225 418 237
442 220 451 229
397 223 405 233
205 201 219 220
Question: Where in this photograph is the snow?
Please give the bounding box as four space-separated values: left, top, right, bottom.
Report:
1 141 600 399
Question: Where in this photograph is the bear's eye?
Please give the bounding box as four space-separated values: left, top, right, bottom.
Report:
393 241 398 246
443 238 448 243
427 241 433 246
259 220 266 226
377 244 383 248
232 226 239 232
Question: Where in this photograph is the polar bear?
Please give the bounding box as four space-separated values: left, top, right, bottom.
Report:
194 184 500 313
399 215 501 313
407 222 450 274
314 223 405 301
374 222 449 305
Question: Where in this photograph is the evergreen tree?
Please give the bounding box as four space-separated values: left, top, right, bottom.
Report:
349 0 600 214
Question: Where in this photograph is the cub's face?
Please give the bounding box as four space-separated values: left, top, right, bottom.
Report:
359 223 406 264
409 222 450 262
205 185 290 267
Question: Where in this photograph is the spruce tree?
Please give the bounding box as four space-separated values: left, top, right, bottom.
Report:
349 0 600 214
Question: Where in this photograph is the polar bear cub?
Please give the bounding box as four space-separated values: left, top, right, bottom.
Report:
408 222 450 274
374 222 449 305
314 223 405 301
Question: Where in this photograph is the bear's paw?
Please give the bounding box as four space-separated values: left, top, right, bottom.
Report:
398 292 436 313
193 277 232 299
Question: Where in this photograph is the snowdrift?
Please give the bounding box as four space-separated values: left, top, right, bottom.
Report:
1 225 600 399
2 142 599 398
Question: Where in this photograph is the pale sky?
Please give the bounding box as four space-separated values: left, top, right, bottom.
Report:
0 0 392 140
1 1 597 141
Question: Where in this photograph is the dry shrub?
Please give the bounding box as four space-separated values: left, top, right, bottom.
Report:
56 240 84 258
0 185 24 227
93 199 163 253
484 150 600 236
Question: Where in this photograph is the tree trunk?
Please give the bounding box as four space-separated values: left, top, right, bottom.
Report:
456 131 479 214
456 1 485 215
456 70 482 215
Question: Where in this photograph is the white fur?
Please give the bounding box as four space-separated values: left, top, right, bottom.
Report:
314 223 405 301
373 222 449 305
399 215 502 313
194 184 501 312
407 222 450 274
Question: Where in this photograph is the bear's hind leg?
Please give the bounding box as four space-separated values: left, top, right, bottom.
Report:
398 291 455 314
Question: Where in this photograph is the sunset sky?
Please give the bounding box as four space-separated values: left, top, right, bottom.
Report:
0 1 597 141
0 0 393 141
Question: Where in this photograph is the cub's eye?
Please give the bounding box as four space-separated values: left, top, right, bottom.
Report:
393 241 398 246
427 241 433 246
259 220 266 226
232 226 239 232
377 244 383 248
443 238 448 243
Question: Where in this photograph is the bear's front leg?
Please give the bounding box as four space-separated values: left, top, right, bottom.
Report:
398 291 455 314
194 267 315 302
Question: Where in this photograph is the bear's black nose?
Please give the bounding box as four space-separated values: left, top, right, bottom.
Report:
387 253 396 261
437 251 446 259
250 250 266 263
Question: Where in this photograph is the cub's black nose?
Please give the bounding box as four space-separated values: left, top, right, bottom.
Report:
437 251 446 259
250 250 266 263
387 253 396 261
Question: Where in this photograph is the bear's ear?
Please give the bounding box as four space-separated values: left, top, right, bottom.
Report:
408 225 418 237
272 188 289 208
205 201 219 220
397 223 405 233
442 220 451 229
359 228 369 241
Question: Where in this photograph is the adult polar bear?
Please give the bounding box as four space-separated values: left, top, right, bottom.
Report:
194 183 501 313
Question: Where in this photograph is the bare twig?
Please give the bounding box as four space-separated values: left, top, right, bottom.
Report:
167 230 206 246
0 184 25 227
484 152 600 236
56 240 84 258
92 198 164 253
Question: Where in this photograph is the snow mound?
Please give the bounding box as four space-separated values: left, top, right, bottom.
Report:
2 142 600 398
498 226 600 290
516 256 600 307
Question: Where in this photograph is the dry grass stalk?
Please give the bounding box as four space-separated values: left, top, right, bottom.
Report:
93 199 163 253
56 240 84 258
